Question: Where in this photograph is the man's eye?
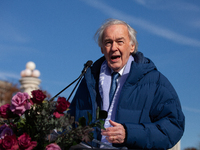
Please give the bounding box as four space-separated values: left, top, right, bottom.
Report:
118 41 124 45
105 41 112 46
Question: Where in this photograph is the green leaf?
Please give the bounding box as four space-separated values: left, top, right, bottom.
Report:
13 116 20 123
96 120 105 130
87 112 92 124
78 117 86 127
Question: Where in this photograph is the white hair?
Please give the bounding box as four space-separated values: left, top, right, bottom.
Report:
94 18 138 53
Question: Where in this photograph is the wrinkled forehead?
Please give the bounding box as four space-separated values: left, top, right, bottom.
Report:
102 24 129 40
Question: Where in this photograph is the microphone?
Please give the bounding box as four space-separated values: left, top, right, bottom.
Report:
50 60 93 101
82 60 93 74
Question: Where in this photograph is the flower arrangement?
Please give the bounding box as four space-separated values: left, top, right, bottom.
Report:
0 90 107 150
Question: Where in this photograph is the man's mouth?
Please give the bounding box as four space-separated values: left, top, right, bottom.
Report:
111 55 121 61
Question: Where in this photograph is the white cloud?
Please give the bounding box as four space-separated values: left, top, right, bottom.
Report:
0 71 20 80
134 0 146 6
130 19 200 47
0 21 30 44
83 0 200 48
182 106 200 114
190 20 200 29
0 44 37 53
133 0 200 11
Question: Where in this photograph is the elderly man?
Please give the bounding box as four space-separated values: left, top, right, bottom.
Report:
69 19 185 149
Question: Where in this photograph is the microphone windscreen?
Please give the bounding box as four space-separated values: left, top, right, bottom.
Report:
86 60 93 67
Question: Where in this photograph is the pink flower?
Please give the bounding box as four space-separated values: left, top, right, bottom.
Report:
10 92 31 116
18 133 37 150
0 127 13 139
0 134 19 150
45 143 61 150
31 90 46 104
0 104 10 118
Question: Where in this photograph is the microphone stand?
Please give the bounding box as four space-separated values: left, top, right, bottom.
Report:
49 60 93 102
49 74 82 102
66 74 83 101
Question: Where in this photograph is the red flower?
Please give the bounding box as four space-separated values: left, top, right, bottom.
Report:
53 97 70 118
0 135 19 150
31 90 46 104
0 104 10 118
18 133 37 150
56 97 70 113
53 111 64 118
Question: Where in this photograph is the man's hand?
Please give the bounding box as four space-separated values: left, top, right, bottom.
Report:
101 120 126 144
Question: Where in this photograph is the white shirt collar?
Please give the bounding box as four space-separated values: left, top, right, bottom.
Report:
110 65 126 76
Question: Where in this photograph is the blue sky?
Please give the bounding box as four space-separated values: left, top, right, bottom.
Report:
0 0 200 149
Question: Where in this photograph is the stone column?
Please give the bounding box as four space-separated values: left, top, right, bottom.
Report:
19 77 41 96
19 61 41 96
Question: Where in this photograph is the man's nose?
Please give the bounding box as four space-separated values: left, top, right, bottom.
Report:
111 42 118 51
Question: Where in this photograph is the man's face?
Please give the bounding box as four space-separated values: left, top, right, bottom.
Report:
101 24 135 72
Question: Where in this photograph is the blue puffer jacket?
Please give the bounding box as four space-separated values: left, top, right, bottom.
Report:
69 52 185 149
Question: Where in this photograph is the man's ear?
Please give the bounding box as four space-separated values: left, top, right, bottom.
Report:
101 48 104 54
130 44 135 54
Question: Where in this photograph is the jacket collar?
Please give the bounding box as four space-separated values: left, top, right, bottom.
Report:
86 51 157 86
128 52 157 85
